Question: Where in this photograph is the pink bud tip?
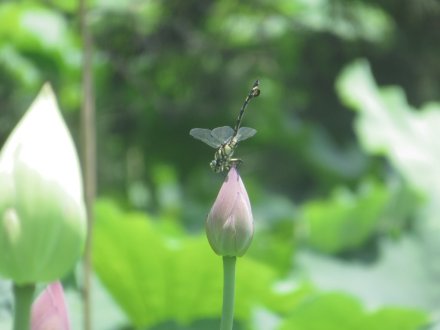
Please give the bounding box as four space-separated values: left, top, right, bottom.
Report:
31 281 70 330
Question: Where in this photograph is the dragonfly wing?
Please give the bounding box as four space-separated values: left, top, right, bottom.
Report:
236 127 257 142
211 126 234 144
190 128 222 148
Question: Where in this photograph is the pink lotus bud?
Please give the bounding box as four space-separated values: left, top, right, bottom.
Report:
31 282 70 330
206 167 254 257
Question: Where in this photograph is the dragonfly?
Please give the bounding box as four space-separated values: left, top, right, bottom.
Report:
190 80 260 173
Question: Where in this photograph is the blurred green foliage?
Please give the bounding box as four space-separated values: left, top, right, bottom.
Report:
93 199 278 328
301 179 390 254
279 293 428 330
1 0 440 329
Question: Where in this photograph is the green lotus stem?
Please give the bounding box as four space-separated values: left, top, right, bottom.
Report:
13 283 36 330
220 256 236 330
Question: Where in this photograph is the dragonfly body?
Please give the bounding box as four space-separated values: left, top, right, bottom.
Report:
210 135 239 173
190 80 260 173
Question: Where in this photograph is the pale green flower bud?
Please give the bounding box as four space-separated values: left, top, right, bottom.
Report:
0 84 87 284
206 167 254 257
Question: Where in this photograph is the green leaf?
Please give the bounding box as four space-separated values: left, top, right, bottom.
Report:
364 307 428 330
301 180 389 253
279 293 365 330
298 235 437 316
279 292 429 330
93 199 277 328
92 199 170 327
336 59 440 201
336 60 440 280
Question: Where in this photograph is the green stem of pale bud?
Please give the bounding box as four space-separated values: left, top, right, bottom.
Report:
13 283 35 330
220 256 236 330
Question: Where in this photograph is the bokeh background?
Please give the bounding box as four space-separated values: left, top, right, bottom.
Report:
1 0 440 329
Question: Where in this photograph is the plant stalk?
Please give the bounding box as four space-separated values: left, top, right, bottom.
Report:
220 256 236 330
79 0 96 328
13 283 36 330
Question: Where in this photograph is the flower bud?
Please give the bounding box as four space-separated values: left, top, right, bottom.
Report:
206 167 254 257
31 281 70 330
0 83 86 284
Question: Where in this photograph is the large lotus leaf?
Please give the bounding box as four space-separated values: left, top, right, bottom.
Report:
336 60 440 301
337 59 440 203
92 199 277 328
279 292 428 330
301 180 389 253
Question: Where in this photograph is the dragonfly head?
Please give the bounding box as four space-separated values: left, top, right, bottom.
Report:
210 159 221 172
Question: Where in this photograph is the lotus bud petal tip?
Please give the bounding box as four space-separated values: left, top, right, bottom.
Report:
31 281 70 330
206 167 254 257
